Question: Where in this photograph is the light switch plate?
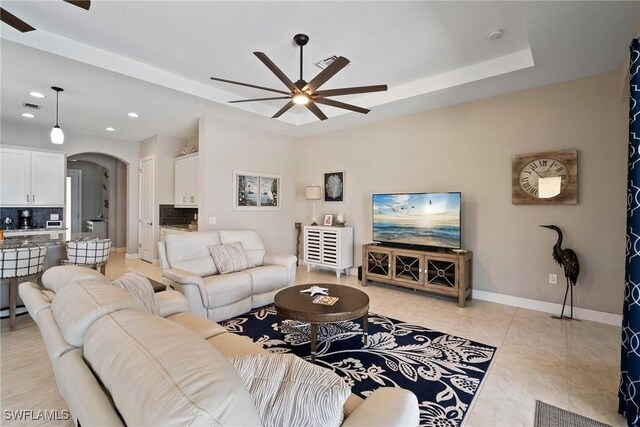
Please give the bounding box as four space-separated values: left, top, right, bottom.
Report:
209 217 216 225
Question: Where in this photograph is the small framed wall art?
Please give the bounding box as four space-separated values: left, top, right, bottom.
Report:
324 171 345 202
233 170 281 210
323 214 334 226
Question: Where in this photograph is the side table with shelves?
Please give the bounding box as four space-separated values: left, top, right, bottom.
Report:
362 244 472 307
304 226 353 278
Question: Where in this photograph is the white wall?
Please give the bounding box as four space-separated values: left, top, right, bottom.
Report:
298 71 627 315
198 114 299 254
1 120 140 254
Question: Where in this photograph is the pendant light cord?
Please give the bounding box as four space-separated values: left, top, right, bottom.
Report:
55 89 59 126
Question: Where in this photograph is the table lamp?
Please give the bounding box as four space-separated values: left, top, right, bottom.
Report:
305 185 322 225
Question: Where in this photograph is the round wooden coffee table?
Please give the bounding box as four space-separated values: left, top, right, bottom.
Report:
274 284 369 362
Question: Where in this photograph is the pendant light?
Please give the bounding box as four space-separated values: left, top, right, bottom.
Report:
50 86 64 144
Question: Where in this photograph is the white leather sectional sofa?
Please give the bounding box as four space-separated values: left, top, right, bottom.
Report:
19 265 420 427
158 229 297 321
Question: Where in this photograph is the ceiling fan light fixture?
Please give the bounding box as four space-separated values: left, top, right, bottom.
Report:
292 93 310 105
50 86 64 145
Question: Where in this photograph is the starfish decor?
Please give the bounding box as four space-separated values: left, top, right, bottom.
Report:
300 286 329 297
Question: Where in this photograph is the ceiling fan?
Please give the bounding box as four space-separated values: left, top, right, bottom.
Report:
210 34 388 121
1 0 90 33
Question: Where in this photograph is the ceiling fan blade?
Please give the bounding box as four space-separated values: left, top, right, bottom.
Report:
229 96 291 104
64 0 91 10
305 103 328 121
0 8 36 32
272 101 295 119
210 77 291 95
314 98 370 114
314 85 388 98
254 52 297 92
304 57 350 92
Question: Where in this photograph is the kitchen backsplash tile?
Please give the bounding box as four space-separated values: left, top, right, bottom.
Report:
1 207 64 229
159 204 197 226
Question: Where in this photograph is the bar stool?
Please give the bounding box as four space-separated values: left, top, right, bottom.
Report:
0 246 47 331
61 239 111 274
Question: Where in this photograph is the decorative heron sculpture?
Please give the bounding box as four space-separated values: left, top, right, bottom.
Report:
540 225 580 320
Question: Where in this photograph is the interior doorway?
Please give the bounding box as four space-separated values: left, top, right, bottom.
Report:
67 154 128 251
66 169 82 234
139 155 155 263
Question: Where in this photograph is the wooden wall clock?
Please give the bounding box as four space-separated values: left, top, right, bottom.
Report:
512 149 578 205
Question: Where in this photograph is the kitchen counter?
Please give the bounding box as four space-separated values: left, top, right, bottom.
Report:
3 228 68 237
160 224 198 232
0 232 101 249
1 232 107 272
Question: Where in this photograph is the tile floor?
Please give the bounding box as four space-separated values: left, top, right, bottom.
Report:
0 253 625 426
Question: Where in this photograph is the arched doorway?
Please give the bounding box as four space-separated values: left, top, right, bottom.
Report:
67 153 128 251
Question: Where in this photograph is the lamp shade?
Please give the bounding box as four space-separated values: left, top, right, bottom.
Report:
305 185 322 200
50 126 64 144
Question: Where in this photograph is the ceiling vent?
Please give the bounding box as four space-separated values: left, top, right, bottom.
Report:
314 55 340 70
23 102 41 109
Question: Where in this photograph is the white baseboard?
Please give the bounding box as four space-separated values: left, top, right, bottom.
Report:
311 264 622 326
125 253 140 260
473 290 622 326
112 247 126 253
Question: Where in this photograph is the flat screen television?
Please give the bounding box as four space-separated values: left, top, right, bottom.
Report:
372 192 461 250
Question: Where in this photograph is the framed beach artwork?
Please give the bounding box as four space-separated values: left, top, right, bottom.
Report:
323 171 345 202
233 171 281 210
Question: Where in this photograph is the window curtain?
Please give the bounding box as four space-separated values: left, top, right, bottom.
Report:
620 37 640 426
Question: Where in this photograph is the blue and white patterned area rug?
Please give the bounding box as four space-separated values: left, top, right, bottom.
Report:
221 306 496 427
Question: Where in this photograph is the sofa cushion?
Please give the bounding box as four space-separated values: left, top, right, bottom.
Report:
42 265 109 292
52 282 145 347
111 269 159 315
208 332 269 357
228 353 351 427
167 312 228 340
219 230 266 267
202 272 252 308
208 242 254 274
165 231 220 276
243 265 288 295
84 310 262 427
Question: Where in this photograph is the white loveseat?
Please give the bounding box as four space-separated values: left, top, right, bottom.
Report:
158 229 297 321
19 266 420 427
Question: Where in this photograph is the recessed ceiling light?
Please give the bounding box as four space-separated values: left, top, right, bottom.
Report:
486 29 504 41
127 112 139 118
21 113 35 118
105 127 116 132
29 91 45 98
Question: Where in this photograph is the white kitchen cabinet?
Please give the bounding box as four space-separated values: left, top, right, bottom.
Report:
304 226 353 278
0 146 65 207
174 153 198 207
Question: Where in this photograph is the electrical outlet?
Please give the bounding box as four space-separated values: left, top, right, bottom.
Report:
549 273 558 284
208 217 216 225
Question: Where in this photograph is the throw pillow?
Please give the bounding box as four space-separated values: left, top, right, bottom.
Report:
227 353 351 427
208 242 254 274
111 269 160 315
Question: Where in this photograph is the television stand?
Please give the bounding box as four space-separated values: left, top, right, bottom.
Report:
361 244 472 307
